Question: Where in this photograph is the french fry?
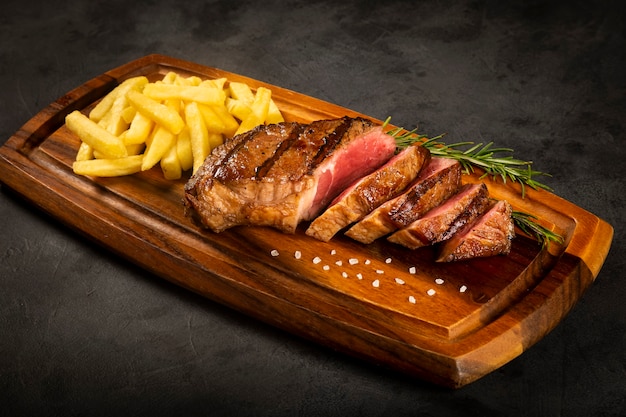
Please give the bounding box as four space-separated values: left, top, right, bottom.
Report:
124 111 154 145
184 101 210 174
208 132 224 150
198 104 227 133
141 83 226 105
228 81 255 104
234 87 271 135
75 141 94 161
126 89 185 135
225 98 252 122
207 103 239 137
266 99 284 124
142 125 176 171
160 142 182 180
88 76 149 122
66 110 128 159
121 106 136 124
72 155 143 177
176 127 194 172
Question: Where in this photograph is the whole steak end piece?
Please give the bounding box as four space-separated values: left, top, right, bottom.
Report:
183 117 397 233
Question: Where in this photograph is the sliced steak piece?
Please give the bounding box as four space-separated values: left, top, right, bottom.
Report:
183 117 397 233
305 144 431 242
387 183 490 249
436 199 515 262
345 157 462 244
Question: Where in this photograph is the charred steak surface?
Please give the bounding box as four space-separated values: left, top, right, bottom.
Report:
183 117 397 233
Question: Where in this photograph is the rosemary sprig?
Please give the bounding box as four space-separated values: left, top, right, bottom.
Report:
511 211 564 248
383 118 563 247
386 122 552 198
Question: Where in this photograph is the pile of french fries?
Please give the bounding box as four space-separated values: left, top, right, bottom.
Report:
66 72 284 179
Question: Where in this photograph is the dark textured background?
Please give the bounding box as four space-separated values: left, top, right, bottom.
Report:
1 0 624 415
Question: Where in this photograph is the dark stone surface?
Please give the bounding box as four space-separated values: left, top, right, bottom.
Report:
1 0 624 415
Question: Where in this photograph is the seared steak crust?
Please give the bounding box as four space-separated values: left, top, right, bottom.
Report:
183 117 397 233
345 157 462 244
436 200 515 262
387 183 490 249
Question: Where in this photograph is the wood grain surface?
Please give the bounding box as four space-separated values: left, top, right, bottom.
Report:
0 54 613 388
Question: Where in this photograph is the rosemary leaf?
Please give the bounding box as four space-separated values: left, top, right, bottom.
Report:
386 122 553 198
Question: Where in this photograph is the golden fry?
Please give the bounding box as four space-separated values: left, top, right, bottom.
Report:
184 102 210 174
198 104 227 133
141 83 225 105
88 76 147 122
66 110 128 159
127 89 185 135
124 111 154 145
176 127 194 172
235 87 271 135
142 126 176 171
72 155 143 177
160 142 182 180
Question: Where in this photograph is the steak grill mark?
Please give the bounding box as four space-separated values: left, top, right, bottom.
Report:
254 124 305 179
306 117 352 175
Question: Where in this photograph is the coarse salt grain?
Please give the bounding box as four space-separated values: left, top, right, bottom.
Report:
294 250 301 259
348 258 359 265
385 257 392 264
312 256 322 264
375 269 384 274
408 266 416 274
342 272 348 278
394 278 405 285
356 273 363 280
408 295 416 304
330 249 337 255
460 285 467 293
335 260 343 266
372 279 380 288
364 259 371 265
427 288 436 296
323 265 330 271
270 249 279 257
435 278 444 285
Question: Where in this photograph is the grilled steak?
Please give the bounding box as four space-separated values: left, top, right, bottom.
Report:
183 117 397 233
436 199 515 262
344 157 462 244
387 183 490 249
305 144 431 242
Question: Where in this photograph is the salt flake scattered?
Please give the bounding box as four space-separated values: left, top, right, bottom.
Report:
270 250 280 257
372 279 380 288
356 273 363 280
459 285 468 293
294 250 302 259
312 256 322 264
342 272 348 278
408 266 416 274
394 278 405 285
335 260 343 266
348 258 359 265
408 295 417 304
427 288 436 296
435 278 444 285
385 257 392 264
323 265 330 271
375 269 384 274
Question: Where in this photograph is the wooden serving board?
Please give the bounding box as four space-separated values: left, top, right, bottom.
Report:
0 54 613 388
